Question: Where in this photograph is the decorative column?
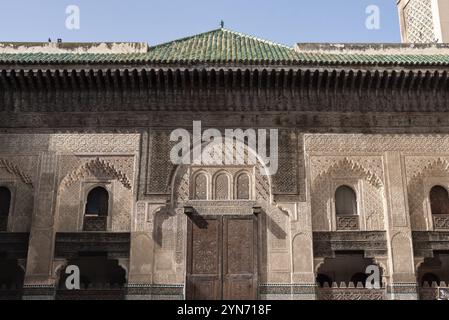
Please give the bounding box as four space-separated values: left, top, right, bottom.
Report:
23 152 58 300
384 152 418 300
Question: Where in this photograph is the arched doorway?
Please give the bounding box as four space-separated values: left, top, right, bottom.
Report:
174 138 271 300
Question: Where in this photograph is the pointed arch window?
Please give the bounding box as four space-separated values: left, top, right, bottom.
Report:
335 186 359 231
430 186 449 230
335 186 357 216
0 187 11 232
83 187 109 231
430 186 449 215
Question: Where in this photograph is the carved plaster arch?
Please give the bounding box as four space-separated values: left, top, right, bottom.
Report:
410 158 449 182
59 158 131 192
0 158 33 188
169 137 274 208
312 157 385 231
318 157 383 189
408 158 449 230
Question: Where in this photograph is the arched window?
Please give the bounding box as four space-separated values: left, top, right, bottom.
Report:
194 173 208 200
85 187 109 216
83 187 109 232
236 173 250 200
335 186 357 215
0 187 11 231
430 186 449 215
215 173 229 200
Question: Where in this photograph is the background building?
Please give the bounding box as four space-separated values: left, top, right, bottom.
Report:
397 0 449 43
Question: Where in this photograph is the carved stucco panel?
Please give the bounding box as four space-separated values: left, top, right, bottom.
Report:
406 157 449 230
56 155 136 232
310 156 385 231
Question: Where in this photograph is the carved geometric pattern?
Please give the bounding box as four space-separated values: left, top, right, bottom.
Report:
83 216 107 231
336 216 359 231
236 173 250 200
59 158 131 192
194 173 208 200
310 156 385 231
403 0 436 43
147 130 176 194
191 218 219 274
172 137 274 207
409 158 449 181
317 288 385 300
305 135 449 154
0 158 33 187
215 174 229 200
407 158 449 230
49 134 140 154
173 167 190 204
433 215 449 230
319 158 383 189
271 130 299 195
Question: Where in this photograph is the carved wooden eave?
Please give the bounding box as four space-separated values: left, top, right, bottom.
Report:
0 66 448 115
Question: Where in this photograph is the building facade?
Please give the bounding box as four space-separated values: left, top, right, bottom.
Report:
0 27 449 300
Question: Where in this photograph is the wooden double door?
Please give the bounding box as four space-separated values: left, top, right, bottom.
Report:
186 215 258 300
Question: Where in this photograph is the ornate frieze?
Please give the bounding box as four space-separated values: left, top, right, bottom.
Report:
433 215 449 230
305 135 449 154
316 287 385 300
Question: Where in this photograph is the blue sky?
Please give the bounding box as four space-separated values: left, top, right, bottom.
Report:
0 0 401 46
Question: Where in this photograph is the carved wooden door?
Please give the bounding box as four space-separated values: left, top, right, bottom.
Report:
186 215 222 300
186 215 258 300
222 215 258 300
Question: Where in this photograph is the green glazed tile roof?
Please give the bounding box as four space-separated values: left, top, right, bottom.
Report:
1 28 449 67
145 28 297 62
295 52 449 66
